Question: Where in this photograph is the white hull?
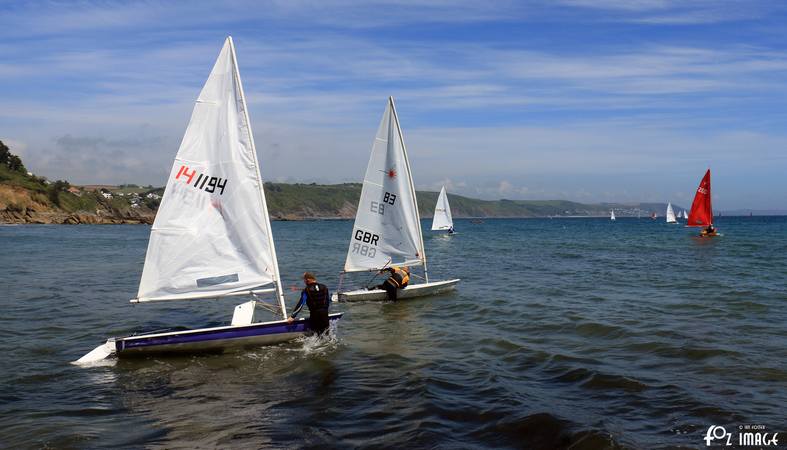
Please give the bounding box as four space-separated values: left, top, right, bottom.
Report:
333 279 460 302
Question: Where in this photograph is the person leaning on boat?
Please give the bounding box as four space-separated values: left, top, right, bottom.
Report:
372 266 410 301
287 272 331 335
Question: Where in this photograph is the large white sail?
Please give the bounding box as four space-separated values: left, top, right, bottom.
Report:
344 97 425 272
136 37 283 306
431 186 453 231
666 202 676 223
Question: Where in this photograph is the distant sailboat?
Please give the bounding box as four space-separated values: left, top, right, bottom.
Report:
683 209 689 219
666 202 677 223
687 169 717 237
334 97 460 302
610 209 616 221
431 186 455 234
77 37 342 363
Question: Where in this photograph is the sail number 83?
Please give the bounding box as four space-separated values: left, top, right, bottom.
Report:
370 192 397 215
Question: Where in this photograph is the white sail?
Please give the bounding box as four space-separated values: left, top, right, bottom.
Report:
610 210 616 221
683 210 689 219
136 37 284 309
431 186 454 231
344 97 425 272
666 202 676 223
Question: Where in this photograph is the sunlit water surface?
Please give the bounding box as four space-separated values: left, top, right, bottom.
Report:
1 217 786 449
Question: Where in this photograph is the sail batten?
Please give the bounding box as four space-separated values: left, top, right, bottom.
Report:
343 97 426 273
136 37 283 306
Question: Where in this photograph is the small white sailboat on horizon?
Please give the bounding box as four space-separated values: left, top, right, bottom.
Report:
610 209 616 221
333 97 460 302
77 37 341 364
666 202 677 223
431 185 455 234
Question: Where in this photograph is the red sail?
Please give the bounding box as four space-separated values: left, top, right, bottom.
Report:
687 169 712 227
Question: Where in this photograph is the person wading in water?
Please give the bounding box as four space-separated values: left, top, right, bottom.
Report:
371 266 410 301
288 272 331 335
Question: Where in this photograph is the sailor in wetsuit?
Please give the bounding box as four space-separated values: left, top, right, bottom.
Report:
372 266 410 301
287 272 331 335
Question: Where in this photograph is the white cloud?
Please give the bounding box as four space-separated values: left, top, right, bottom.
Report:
554 0 780 24
1 0 786 209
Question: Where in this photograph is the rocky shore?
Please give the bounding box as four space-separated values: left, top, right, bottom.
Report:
0 205 154 225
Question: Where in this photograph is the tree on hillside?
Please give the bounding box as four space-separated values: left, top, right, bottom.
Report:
0 140 9 165
47 180 71 206
7 154 25 173
0 140 27 173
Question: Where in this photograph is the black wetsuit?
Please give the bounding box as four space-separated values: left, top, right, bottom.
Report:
291 282 330 335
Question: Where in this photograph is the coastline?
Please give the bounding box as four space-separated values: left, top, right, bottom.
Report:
2 212 780 225
0 207 154 225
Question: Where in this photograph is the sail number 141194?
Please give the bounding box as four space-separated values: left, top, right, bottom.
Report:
175 165 228 195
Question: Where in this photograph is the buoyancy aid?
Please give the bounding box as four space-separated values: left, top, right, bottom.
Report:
304 282 330 310
388 267 410 288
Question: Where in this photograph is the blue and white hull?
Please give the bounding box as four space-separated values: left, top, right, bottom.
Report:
76 313 343 363
116 313 343 356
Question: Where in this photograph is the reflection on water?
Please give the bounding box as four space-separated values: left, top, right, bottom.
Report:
0 218 786 448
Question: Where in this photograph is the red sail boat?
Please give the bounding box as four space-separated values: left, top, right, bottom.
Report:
687 169 717 236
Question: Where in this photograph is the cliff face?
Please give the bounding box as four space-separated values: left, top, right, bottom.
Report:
0 205 154 224
0 178 155 224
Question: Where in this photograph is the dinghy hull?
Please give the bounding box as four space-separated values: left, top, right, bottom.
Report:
115 313 343 357
333 279 460 302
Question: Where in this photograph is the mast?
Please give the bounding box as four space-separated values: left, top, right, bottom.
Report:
389 96 428 283
229 37 287 319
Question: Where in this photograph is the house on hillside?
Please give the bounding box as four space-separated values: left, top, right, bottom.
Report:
101 192 112 199
67 187 82 196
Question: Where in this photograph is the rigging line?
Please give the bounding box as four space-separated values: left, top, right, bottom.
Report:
365 258 392 289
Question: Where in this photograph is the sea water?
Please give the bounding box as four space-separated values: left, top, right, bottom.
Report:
0 217 785 448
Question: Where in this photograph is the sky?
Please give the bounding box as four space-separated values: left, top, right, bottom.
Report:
2 0 787 210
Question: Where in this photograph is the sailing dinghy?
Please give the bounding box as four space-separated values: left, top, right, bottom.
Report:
431 186 455 234
77 37 341 363
610 209 616 221
686 169 718 237
333 97 460 302
666 202 677 223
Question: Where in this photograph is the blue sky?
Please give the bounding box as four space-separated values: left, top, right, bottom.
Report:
2 0 787 209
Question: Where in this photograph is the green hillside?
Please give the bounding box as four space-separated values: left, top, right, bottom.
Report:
261 182 671 219
0 139 676 223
